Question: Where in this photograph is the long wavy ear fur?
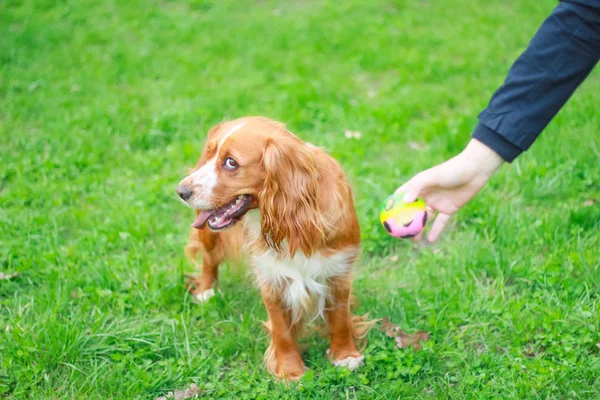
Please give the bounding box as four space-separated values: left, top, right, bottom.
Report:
259 136 325 256
189 123 222 173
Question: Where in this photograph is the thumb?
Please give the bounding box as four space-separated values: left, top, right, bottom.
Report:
396 171 431 203
394 184 418 202
402 189 419 204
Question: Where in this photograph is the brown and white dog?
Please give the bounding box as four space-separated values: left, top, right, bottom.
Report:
177 117 370 380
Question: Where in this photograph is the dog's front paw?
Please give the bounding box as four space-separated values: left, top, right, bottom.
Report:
186 276 219 304
327 349 364 371
276 363 306 381
264 343 306 381
331 354 364 371
194 288 216 303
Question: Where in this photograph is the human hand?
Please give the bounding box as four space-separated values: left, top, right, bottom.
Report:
396 139 505 242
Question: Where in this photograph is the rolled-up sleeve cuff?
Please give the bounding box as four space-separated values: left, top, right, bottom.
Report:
472 123 523 163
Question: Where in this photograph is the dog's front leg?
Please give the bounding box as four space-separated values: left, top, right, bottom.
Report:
325 276 364 370
184 227 223 302
260 285 306 381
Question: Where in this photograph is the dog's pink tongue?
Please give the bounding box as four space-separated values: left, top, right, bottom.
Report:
191 210 212 229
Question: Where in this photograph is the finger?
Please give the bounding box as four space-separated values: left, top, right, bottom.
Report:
412 230 424 242
414 208 435 242
395 182 419 203
402 190 419 204
427 213 451 242
397 171 434 203
394 184 409 196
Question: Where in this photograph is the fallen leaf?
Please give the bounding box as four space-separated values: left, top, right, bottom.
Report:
381 317 399 337
156 384 202 400
380 318 430 351
0 272 19 281
395 331 430 350
523 344 543 358
408 141 423 150
344 130 361 139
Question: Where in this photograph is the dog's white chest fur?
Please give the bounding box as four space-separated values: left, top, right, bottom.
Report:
244 210 355 320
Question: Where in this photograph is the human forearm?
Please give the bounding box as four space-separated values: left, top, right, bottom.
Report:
475 1 600 162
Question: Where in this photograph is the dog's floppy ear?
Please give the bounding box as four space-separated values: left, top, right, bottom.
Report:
191 123 222 172
206 123 223 140
259 136 325 256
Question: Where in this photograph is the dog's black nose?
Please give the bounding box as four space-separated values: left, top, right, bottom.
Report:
177 184 193 201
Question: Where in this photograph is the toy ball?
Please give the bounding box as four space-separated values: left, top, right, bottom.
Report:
380 192 428 238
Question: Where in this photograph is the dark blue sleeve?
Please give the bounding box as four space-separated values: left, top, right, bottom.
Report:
472 1 600 162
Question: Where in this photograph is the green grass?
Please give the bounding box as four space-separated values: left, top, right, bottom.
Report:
1 0 599 398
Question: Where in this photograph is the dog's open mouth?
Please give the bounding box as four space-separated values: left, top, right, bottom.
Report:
192 194 252 231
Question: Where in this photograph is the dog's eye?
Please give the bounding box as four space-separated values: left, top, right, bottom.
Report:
223 157 238 170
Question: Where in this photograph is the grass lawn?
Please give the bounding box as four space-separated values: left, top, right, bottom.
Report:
2 0 600 398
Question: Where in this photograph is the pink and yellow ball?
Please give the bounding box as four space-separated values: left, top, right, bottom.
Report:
380 192 428 238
